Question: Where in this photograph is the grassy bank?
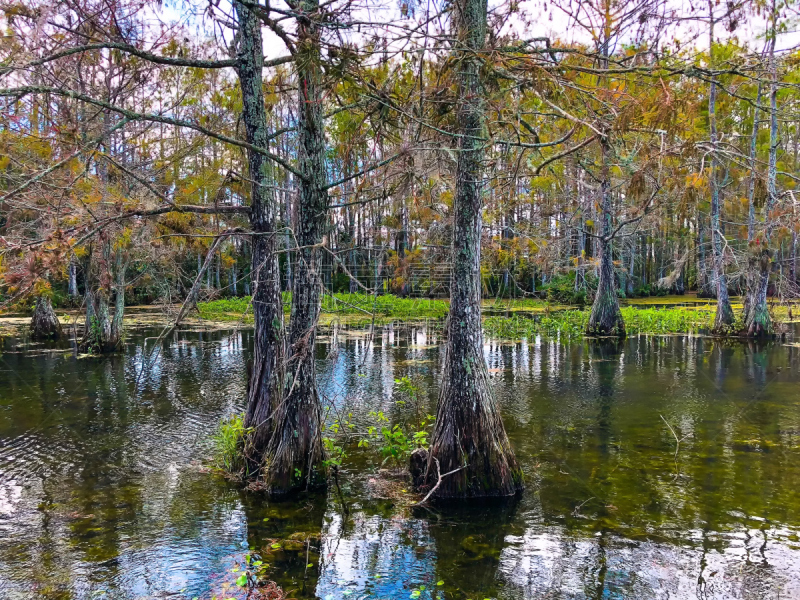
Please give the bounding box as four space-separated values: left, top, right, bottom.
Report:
483 306 719 339
198 294 796 338
198 293 449 324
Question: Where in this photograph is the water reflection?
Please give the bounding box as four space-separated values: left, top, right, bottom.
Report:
0 325 799 598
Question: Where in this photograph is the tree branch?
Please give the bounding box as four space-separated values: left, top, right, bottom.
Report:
0 85 305 180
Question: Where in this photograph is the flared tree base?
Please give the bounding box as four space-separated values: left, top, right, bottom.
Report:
712 301 735 335
257 381 327 497
586 292 626 338
30 297 63 341
423 345 524 500
744 302 773 338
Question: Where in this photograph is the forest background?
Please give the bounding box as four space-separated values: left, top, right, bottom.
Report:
2 0 800 497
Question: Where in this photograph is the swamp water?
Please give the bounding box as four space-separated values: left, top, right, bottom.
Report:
0 325 799 599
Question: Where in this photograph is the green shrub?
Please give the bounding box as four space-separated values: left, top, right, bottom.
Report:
541 273 593 306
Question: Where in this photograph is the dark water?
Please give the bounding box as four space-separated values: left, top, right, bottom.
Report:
1 324 800 599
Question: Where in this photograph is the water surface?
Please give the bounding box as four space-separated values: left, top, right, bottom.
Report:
1 324 799 599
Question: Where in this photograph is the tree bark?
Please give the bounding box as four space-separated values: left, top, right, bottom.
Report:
68 258 78 298
587 138 625 337
30 296 62 340
234 0 287 458
626 238 635 297
423 0 523 500
744 2 778 338
707 7 734 332
259 0 327 495
81 235 123 352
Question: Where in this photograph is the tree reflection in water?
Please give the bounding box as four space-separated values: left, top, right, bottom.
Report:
0 324 798 598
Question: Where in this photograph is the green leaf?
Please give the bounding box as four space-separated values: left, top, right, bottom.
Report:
235 574 248 587
437 580 445 586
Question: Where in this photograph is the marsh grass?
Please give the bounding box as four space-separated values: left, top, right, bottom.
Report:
483 307 723 339
198 293 449 322
211 414 251 477
198 294 779 338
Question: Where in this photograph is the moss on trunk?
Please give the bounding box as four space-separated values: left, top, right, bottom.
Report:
422 0 522 500
743 244 773 338
587 236 625 337
234 0 287 461
246 0 329 494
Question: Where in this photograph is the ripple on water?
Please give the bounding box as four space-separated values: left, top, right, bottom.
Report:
0 325 799 599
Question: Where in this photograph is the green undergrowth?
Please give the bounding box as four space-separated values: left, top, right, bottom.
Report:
211 414 252 477
197 294 783 338
198 293 449 322
483 307 720 339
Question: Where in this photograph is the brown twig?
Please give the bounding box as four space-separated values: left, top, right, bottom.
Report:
412 457 467 506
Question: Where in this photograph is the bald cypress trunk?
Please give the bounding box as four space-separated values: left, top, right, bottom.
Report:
708 6 735 333
30 296 62 340
81 235 123 353
234 0 286 457
423 0 522 499
626 238 635 297
68 258 78 299
261 0 327 495
744 7 777 338
587 142 624 337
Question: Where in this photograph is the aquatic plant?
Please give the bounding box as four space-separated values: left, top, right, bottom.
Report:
211 414 252 477
483 307 721 339
198 294 758 341
359 377 435 468
198 293 449 322
210 552 285 600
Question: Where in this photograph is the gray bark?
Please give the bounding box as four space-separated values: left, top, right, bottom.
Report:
744 3 778 338
260 0 327 495
68 258 78 298
30 296 62 340
424 0 522 499
587 141 624 335
234 0 287 457
708 7 734 332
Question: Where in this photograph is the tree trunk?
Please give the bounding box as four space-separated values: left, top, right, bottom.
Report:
81 237 122 353
259 0 327 495
423 0 522 500
587 138 625 337
746 85 763 243
234 0 287 458
745 8 779 337
111 247 125 343
68 258 78 298
626 238 635 297
30 296 62 340
744 245 772 337
707 9 734 332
